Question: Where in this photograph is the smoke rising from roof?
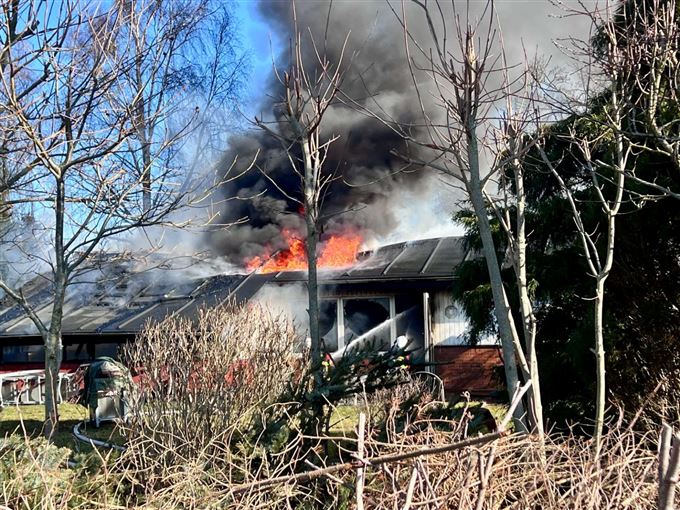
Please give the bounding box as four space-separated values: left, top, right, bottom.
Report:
209 1 589 265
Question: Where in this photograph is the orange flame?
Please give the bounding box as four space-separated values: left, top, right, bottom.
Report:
245 229 362 273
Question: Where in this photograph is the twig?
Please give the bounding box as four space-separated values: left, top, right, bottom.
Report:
356 412 366 510
417 459 440 509
402 465 419 510
499 381 533 432
474 444 498 510
229 430 510 495
303 459 344 485
230 377 528 496
658 423 680 510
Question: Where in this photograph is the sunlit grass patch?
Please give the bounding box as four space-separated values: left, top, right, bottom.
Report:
0 403 122 453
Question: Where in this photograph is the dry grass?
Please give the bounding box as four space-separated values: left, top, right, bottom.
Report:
0 395 668 509
204 409 659 510
354 418 657 509
107 386 663 509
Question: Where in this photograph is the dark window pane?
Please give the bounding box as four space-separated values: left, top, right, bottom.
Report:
2 345 44 363
64 343 90 361
95 343 119 359
343 297 391 351
395 295 420 314
319 300 338 352
395 294 425 356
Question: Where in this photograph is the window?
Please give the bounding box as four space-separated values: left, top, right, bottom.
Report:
319 300 339 351
342 297 392 351
317 294 426 359
95 343 119 359
395 295 425 350
64 343 90 361
2 345 44 363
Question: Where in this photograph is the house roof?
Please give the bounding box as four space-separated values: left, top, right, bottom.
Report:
273 236 467 283
0 236 468 338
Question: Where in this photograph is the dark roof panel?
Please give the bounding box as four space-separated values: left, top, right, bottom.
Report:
0 278 53 327
230 273 277 303
384 238 440 276
61 307 120 332
425 237 467 275
144 279 204 300
345 242 406 278
0 236 467 338
274 268 347 282
107 299 193 333
191 275 242 297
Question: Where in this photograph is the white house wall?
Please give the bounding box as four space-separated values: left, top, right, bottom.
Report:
431 290 468 345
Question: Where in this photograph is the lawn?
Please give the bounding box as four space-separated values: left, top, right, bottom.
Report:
0 403 123 453
329 398 509 435
0 399 507 455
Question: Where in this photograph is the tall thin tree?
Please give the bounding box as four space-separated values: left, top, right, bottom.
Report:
380 0 545 433
254 4 350 406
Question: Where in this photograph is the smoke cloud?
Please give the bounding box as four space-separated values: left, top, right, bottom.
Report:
209 1 590 265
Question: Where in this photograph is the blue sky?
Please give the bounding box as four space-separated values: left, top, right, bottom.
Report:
234 1 282 115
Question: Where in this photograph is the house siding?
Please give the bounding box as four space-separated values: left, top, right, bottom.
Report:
430 291 468 345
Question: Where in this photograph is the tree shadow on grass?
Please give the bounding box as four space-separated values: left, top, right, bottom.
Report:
0 406 121 453
0 418 89 450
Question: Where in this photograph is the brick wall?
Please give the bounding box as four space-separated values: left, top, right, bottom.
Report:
433 346 504 396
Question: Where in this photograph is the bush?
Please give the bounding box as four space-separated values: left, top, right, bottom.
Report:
119 303 300 490
0 435 114 509
0 435 71 508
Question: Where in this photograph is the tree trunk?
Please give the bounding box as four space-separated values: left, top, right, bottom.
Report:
302 137 324 434
306 212 321 385
467 134 528 432
591 89 624 452
45 175 66 438
300 134 322 382
0 153 11 298
141 137 152 213
593 274 607 453
136 97 152 213
514 164 544 436
43 329 63 438
0 207 9 298
133 33 152 213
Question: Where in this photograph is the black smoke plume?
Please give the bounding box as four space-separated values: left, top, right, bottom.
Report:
209 0 431 265
208 1 590 266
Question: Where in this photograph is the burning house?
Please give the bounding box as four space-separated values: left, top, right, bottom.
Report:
0 235 504 401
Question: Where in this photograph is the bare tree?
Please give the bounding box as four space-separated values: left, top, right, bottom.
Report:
382 0 545 433
536 131 628 453
532 1 634 451
612 0 680 200
108 1 244 212
0 0 244 436
254 4 350 398
491 80 546 437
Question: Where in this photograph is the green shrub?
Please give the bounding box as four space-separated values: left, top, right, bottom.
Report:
0 434 120 509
